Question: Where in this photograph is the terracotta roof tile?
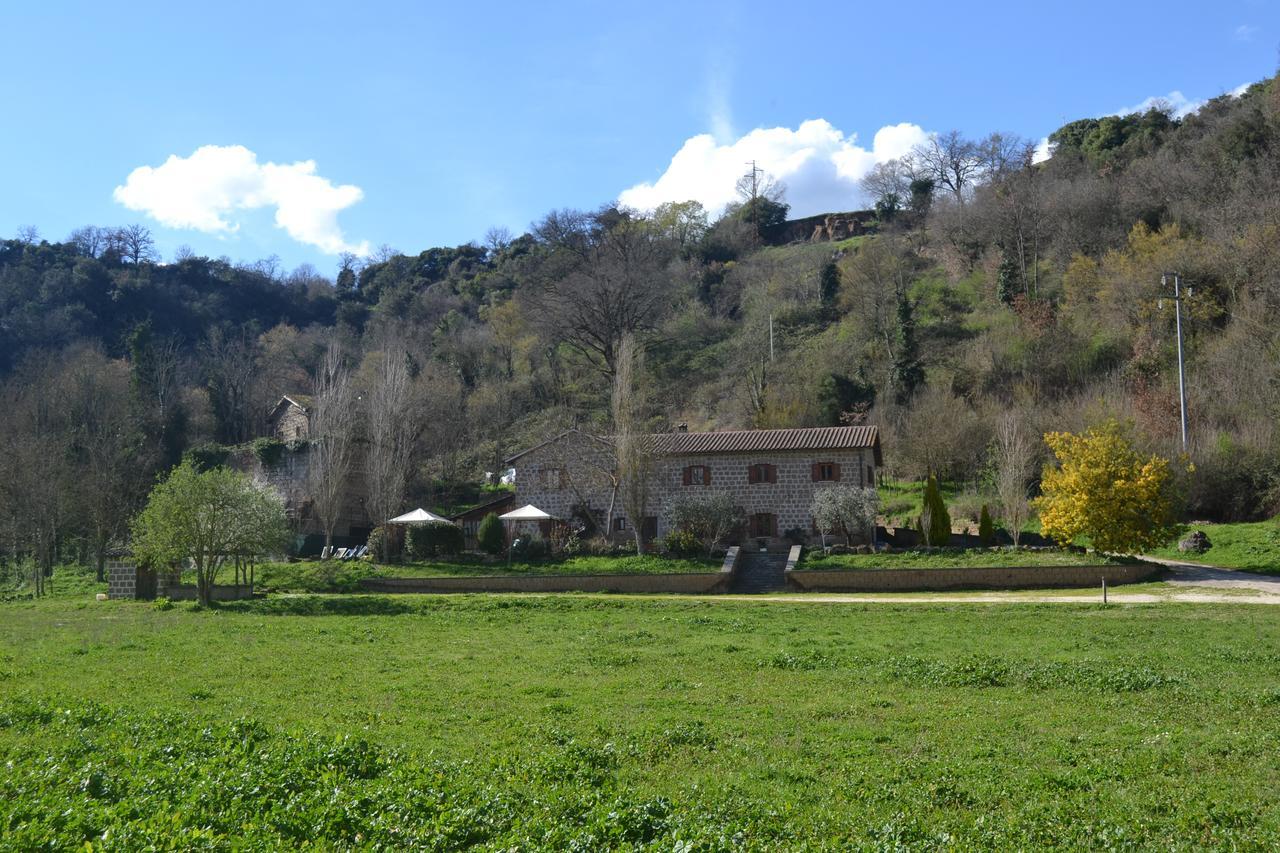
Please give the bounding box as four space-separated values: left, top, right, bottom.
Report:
506 426 882 465
650 426 879 455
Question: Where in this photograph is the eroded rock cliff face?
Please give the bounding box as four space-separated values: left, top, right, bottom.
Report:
772 210 876 244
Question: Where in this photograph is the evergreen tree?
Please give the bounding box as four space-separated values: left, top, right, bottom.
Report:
819 259 841 309
918 475 951 546
996 248 1020 305
477 512 506 555
978 504 996 546
892 292 925 404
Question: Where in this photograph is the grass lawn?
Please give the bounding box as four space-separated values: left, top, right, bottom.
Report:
255 554 722 593
800 547 1130 571
4 575 1280 847
1148 519 1280 574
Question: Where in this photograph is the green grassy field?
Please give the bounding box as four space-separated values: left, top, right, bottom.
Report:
4 578 1280 847
800 547 1130 571
1148 519 1280 574
255 554 722 593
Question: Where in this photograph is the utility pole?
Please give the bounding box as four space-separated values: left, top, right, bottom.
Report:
1161 272 1190 451
743 160 763 246
768 314 774 362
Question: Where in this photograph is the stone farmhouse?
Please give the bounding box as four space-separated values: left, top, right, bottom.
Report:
507 425 882 548
266 394 313 442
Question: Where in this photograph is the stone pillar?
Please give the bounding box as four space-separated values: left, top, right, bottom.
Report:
106 560 136 599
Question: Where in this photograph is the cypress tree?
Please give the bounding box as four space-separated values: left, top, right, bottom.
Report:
892 292 924 405
919 475 951 547
978 504 995 546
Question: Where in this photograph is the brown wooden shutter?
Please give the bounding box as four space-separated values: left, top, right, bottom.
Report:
832 463 841 482
682 466 692 486
703 466 711 486
767 464 777 483
747 465 757 484
811 463 821 481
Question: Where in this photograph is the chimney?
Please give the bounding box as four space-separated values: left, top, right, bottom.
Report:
676 423 688 432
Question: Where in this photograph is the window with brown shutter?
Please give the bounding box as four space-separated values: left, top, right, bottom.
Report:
682 465 709 486
748 463 775 484
812 462 841 482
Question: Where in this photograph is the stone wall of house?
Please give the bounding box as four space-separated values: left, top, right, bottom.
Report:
513 432 876 545
230 445 371 541
272 405 310 442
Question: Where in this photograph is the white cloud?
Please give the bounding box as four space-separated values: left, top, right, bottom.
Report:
1235 24 1258 41
618 119 930 218
1032 137 1053 164
114 145 369 255
1114 90 1205 120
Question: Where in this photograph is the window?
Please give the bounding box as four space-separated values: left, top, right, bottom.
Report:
747 463 777 484
811 462 841 482
539 467 566 490
613 516 628 531
749 512 778 537
682 465 711 486
866 465 874 487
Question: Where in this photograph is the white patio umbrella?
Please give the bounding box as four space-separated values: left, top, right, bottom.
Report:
388 507 453 524
498 504 556 521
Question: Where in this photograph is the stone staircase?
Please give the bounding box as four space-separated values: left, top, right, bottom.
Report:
730 551 789 593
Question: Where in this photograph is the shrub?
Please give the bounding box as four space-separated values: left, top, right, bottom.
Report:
511 535 550 561
406 522 465 559
671 493 742 556
250 437 287 467
978 505 996 546
366 526 391 563
811 485 880 545
477 512 506 555
662 528 702 556
183 443 230 472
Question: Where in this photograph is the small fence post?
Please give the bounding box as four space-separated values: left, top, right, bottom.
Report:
1102 576 1107 604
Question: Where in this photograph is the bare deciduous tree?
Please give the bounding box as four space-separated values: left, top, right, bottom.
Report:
202 328 261 444
115 223 158 265
308 344 359 549
612 334 652 552
528 211 673 378
995 412 1036 546
365 349 417 527
909 131 985 206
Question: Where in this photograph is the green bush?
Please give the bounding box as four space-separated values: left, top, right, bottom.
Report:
183 443 230 472
366 526 391 563
662 529 702 557
406 523 465 558
511 535 550 561
250 437 287 467
477 512 506 555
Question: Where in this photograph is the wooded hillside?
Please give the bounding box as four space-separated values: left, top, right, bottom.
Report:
3 75 1278 570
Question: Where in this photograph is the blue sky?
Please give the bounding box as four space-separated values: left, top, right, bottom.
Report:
1 0 1275 273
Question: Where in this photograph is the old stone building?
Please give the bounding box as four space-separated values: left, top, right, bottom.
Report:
507 425 882 547
266 394 312 442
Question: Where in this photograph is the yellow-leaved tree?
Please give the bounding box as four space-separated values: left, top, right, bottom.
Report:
1035 420 1180 554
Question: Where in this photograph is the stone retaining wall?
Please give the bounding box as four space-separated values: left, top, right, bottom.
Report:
361 548 740 595
160 584 257 602
786 562 1159 592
